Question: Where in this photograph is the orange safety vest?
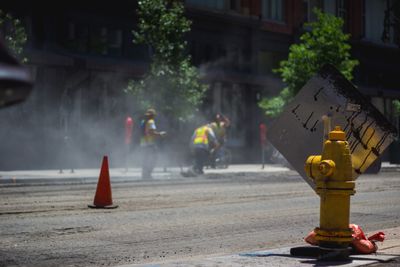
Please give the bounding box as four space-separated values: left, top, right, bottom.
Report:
193 126 210 145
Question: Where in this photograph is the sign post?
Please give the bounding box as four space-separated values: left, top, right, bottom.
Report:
259 123 267 169
124 116 134 172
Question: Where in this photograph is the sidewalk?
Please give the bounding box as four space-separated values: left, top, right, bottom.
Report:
119 226 400 267
0 162 400 184
0 162 399 185
380 162 400 172
0 164 293 184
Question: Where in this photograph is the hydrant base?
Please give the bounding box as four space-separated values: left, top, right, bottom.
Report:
315 227 353 246
290 246 352 261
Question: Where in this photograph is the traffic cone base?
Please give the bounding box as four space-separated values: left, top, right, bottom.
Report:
88 156 118 209
88 203 118 209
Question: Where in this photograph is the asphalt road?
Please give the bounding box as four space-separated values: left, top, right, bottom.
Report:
0 170 399 267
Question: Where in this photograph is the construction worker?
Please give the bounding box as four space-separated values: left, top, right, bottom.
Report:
190 124 219 174
140 108 166 179
209 113 230 168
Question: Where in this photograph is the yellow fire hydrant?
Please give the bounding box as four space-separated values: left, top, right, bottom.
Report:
305 126 355 249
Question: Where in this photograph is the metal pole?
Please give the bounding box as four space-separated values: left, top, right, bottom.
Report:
261 146 265 169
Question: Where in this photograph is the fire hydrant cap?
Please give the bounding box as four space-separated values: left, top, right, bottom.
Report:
329 126 346 141
319 160 335 177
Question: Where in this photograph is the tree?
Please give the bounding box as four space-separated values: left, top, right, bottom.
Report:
259 9 359 118
125 0 208 121
0 10 27 62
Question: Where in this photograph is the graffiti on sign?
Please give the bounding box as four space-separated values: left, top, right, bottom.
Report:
268 64 398 190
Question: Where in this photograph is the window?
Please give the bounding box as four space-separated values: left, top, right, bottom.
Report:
305 1 348 28
90 27 108 55
336 0 347 30
304 0 323 22
75 24 89 53
336 0 346 20
379 0 399 45
64 22 89 53
323 0 335 15
229 0 240 12
186 0 225 10
257 50 285 74
262 0 285 22
361 0 366 37
195 43 227 64
364 0 395 44
63 21 124 56
107 29 123 56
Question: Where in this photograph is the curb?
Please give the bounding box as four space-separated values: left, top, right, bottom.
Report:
117 246 400 267
0 164 397 185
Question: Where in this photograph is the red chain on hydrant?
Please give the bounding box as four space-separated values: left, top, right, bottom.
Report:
305 224 385 254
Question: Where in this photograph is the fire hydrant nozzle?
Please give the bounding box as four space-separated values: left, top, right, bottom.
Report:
305 125 355 249
318 160 335 177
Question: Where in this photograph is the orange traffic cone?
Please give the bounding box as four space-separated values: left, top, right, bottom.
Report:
88 156 118 209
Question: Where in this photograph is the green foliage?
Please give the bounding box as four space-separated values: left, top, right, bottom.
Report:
393 99 400 117
258 88 291 118
133 0 191 67
126 60 208 120
0 10 28 63
259 9 359 118
126 0 207 121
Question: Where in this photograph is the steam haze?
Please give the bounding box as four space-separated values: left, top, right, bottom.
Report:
0 66 211 171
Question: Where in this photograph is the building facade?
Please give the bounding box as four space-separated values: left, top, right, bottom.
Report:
185 0 400 163
0 0 399 169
